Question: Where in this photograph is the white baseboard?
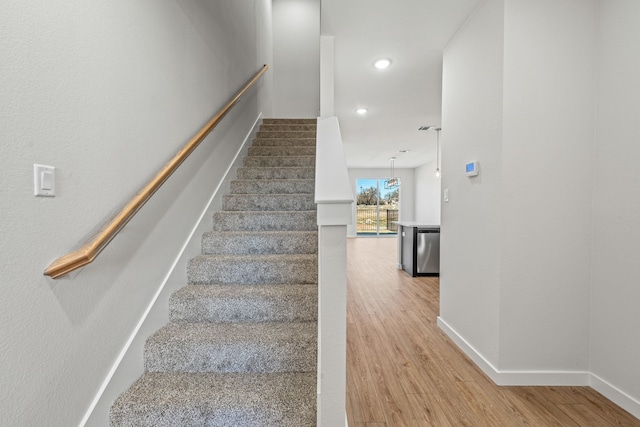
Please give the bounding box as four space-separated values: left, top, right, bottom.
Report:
437 316 640 419
80 114 262 427
437 316 590 386
437 316 501 384
591 373 640 420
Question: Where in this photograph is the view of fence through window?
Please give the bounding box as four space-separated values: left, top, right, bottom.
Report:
356 178 400 235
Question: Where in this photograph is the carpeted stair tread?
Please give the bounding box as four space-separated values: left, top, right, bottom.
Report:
222 193 316 211
257 130 315 139
187 253 318 285
202 230 318 255
243 155 315 168
259 124 316 132
230 179 315 194
144 322 317 373
251 138 316 147
109 371 316 427
263 118 316 124
211 210 317 231
110 118 318 426
236 167 315 180
169 284 318 323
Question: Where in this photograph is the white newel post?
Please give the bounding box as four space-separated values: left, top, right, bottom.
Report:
315 117 353 427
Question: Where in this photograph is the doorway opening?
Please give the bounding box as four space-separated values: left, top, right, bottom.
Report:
356 178 400 236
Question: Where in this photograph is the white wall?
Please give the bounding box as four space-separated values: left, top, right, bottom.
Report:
320 35 335 117
347 168 415 237
85 119 262 427
499 0 595 373
0 1 272 425
440 0 505 366
272 0 320 117
257 0 275 116
441 0 640 416
591 0 640 412
441 0 596 375
414 161 441 224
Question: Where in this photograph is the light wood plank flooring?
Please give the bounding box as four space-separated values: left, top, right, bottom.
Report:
346 237 640 427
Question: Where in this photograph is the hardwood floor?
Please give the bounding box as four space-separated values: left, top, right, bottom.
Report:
345 237 640 427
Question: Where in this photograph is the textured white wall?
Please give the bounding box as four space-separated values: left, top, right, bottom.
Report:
320 35 335 117
413 161 441 224
499 0 595 372
0 1 271 425
347 168 415 237
441 0 640 415
591 0 640 412
272 0 320 117
257 0 275 117
441 0 596 375
440 0 505 366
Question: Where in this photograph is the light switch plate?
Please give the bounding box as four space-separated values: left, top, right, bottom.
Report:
34 164 55 197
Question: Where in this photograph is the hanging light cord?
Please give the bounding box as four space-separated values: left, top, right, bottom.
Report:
435 129 441 178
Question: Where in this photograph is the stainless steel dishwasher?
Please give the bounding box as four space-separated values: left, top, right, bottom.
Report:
416 228 440 275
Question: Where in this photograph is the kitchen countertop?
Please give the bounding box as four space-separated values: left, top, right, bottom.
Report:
393 221 440 228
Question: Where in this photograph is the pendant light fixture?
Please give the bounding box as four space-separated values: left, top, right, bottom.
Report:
418 126 442 178
385 157 399 189
434 128 441 178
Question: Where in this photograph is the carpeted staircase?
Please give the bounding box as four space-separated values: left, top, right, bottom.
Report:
110 119 318 426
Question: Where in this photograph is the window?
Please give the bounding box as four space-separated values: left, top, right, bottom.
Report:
356 178 400 236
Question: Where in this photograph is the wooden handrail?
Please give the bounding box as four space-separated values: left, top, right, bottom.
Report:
44 65 269 279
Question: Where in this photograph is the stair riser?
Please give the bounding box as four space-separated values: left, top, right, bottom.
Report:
187 255 318 285
212 211 317 232
144 324 317 373
263 118 316 125
252 138 316 147
260 124 316 132
248 146 316 157
230 180 314 195
202 232 318 255
257 131 315 139
170 285 318 323
244 156 315 167
237 167 315 180
222 194 316 211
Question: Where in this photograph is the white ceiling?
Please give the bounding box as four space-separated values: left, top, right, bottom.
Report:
320 0 481 168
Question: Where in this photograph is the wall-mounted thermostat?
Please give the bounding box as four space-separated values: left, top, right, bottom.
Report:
465 161 479 177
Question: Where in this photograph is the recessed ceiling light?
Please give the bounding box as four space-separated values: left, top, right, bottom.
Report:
399 150 411 153
373 58 391 69
356 108 368 115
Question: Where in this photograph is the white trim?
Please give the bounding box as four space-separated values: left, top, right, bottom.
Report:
591 373 640 420
316 116 351 427
437 316 502 384
317 203 352 226
438 316 640 418
437 316 590 386
79 114 262 427
496 371 590 387
314 117 354 206
317 225 348 427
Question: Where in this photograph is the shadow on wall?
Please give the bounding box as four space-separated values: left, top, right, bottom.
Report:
47 102 247 326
